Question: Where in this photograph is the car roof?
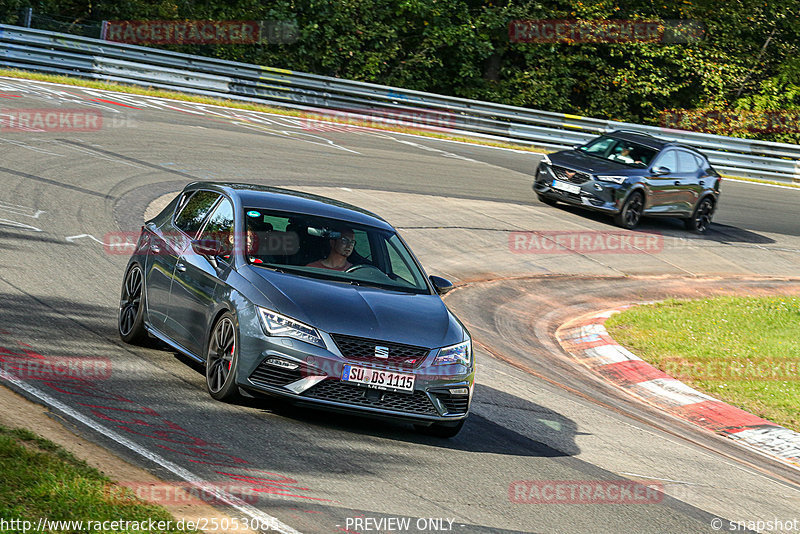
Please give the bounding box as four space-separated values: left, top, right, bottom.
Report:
185 182 394 231
605 130 708 159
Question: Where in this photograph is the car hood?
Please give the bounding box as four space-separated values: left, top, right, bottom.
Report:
242 267 464 349
550 150 635 175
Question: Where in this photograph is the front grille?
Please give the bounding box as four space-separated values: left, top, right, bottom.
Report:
435 394 470 415
249 359 303 388
302 379 439 416
331 334 429 369
552 165 591 184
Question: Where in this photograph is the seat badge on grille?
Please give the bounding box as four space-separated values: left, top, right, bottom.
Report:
374 346 389 359
565 171 575 179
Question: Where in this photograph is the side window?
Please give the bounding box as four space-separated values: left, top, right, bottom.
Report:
175 191 220 236
655 150 678 173
677 151 700 173
352 229 371 263
694 155 710 173
200 198 234 256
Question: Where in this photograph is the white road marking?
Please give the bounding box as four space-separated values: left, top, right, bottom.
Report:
0 201 45 219
0 371 303 534
65 234 104 244
0 218 42 232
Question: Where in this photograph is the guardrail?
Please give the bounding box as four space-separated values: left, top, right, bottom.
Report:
1 24 798 183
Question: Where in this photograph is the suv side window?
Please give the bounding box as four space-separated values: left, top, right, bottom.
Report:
654 150 678 173
175 191 221 236
677 151 700 173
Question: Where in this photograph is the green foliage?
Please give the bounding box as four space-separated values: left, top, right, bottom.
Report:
3 0 799 142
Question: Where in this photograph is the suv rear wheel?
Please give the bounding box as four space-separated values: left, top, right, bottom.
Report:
684 197 714 233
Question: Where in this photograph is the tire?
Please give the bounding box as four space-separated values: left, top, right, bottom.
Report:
537 193 558 206
414 418 465 438
119 264 148 344
614 191 645 230
206 312 241 401
684 197 715 233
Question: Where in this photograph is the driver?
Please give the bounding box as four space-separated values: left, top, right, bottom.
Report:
612 146 642 165
306 228 355 271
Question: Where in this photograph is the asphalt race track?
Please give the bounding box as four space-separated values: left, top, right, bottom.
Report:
1 77 800 533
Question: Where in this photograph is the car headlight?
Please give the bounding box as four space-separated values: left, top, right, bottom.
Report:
258 308 325 348
540 154 552 166
433 340 472 366
595 175 627 184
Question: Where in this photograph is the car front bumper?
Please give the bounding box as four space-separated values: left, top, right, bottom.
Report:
236 329 474 424
533 163 627 214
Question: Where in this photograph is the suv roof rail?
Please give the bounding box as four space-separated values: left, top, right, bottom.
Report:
610 129 659 138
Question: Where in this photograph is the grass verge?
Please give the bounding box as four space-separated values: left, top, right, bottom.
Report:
0 68 547 153
0 424 197 533
605 296 800 432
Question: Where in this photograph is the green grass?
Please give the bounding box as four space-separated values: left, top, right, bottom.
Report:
0 425 197 533
605 296 800 432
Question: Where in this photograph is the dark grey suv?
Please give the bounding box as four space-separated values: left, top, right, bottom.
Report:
533 130 721 232
119 182 473 437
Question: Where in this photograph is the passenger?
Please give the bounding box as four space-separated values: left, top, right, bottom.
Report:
306 228 355 271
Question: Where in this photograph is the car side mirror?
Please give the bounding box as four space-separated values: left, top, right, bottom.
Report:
652 166 671 176
429 275 454 296
192 239 225 268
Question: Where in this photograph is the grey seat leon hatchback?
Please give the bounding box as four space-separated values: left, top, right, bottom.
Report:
119 182 474 437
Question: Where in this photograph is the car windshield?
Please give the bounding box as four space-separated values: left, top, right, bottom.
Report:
241 208 430 294
580 136 657 168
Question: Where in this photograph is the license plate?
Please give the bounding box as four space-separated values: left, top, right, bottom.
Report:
552 179 581 195
341 364 415 393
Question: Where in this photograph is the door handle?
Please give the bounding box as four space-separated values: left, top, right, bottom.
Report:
673 181 681 186
176 263 186 272
699 180 705 186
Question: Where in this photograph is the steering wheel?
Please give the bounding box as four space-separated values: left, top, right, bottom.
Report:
345 264 383 274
